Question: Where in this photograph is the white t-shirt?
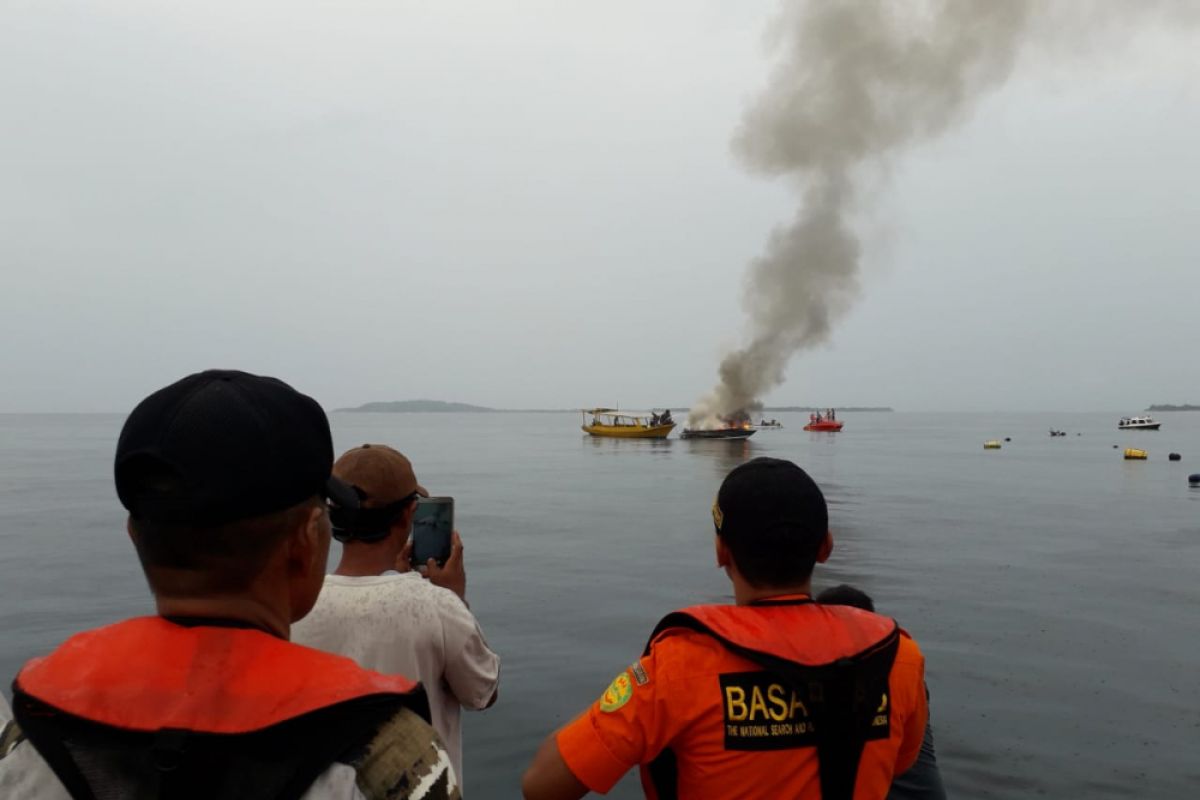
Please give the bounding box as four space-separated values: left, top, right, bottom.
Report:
292 572 500 781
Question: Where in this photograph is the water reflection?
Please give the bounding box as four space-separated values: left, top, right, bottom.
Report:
582 435 674 457
806 431 843 444
679 438 755 475
581 433 760 474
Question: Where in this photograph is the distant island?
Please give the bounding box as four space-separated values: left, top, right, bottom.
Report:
1146 404 1200 412
762 406 893 413
338 400 494 413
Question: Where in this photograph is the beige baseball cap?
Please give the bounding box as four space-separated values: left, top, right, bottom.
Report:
332 444 428 507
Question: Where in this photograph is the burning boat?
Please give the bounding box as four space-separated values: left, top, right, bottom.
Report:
680 411 757 440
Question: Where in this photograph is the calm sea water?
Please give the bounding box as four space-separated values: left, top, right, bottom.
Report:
2 411 1199 798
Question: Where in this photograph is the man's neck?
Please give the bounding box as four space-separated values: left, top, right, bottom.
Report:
155 594 291 639
733 580 813 606
334 544 399 577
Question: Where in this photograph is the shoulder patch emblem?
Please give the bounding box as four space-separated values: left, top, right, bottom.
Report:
630 660 650 686
599 671 634 713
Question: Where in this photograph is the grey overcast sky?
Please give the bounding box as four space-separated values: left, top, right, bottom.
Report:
2 1 1197 413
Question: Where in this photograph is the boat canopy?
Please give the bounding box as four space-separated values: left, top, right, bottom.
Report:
581 408 673 424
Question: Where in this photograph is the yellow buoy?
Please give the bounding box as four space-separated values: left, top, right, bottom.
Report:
1124 448 1148 460
983 440 1001 450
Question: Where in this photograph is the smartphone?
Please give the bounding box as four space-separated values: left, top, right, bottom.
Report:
410 496 454 567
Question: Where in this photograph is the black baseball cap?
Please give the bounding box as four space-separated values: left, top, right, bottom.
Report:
114 369 358 526
713 457 827 545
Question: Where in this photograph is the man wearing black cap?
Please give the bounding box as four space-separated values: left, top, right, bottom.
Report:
523 457 929 800
1 370 459 800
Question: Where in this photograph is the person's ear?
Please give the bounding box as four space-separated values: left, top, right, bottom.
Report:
126 517 139 547
392 502 416 542
816 531 834 564
287 504 331 624
288 505 325 577
715 534 731 569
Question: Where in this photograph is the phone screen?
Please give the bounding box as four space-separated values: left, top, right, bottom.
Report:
411 497 454 567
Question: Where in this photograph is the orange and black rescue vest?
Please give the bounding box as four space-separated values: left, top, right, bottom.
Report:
642 598 900 800
11 616 429 800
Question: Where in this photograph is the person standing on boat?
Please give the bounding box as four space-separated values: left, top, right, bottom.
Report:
1 370 458 799
522 457 928 800
292 444 500 784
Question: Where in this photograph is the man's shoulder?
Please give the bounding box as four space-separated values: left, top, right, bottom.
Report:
645 626 738 676
894 628 924 666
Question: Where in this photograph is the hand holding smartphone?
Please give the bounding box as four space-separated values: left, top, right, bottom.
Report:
410 497 454 568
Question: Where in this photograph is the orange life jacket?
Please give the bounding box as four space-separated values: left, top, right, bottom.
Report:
641 598 901 800
12 616 428 800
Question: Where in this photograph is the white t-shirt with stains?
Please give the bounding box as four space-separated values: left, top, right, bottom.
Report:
293 572 500 782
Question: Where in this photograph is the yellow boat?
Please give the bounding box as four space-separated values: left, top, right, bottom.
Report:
582 408 675 439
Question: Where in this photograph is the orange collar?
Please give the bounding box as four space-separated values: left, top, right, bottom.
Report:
16 616 419 733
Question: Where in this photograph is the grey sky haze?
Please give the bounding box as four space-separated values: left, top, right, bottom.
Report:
2 1 1197 413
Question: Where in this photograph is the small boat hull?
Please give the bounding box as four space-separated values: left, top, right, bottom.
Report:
803 421 844 432
680 428 756 440
583 423 675 439
1118 423 1160 430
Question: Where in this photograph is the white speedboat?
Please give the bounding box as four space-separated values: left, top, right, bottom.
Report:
1118 415 1161 430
